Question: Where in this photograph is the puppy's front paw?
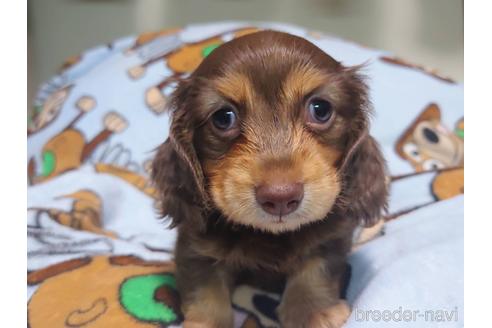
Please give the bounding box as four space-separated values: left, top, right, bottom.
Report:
309 301 351 328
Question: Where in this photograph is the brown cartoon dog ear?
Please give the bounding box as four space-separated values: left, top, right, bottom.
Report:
339 132 388 227
395 103 441 159
152 79 209 231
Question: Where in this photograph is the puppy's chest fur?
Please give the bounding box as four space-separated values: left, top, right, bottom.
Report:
181 213 355 274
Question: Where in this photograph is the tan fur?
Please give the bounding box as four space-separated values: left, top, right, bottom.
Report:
205 121 341 234
309 301 351 328
278 257 347 328
203 66 344 234
282 64 329 102
181 273 233 328
214 72 256 106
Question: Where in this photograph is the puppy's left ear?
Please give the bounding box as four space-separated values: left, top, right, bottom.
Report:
151 79 209 231
339 132 388 227
336 66 388 227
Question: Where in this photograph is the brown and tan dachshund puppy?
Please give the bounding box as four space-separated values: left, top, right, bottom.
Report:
152 30 388 328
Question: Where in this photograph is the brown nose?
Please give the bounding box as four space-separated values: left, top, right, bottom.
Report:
255 183 304 216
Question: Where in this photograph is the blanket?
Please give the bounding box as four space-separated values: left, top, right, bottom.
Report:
27 22 464 327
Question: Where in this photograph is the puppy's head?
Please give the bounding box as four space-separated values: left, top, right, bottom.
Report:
152 31 387 233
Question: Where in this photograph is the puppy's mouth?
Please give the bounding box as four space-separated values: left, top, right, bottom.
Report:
265 211 298 224
274 216 284 224
248 200 323 234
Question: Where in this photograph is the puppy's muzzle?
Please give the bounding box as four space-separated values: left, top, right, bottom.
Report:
255 183 304 216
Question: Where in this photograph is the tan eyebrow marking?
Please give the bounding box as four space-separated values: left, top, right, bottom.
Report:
214 72 255 105
282 65 329 102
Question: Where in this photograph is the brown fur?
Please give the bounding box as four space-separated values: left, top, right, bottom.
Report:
152 31 388 327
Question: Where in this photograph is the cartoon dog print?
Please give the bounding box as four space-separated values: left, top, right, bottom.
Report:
28 85 72 136
395 103 463 172
29 189 116 238
27 255 179 328
28 100 128 185
125 27 259 114
391 103 464 215
355 104 464 236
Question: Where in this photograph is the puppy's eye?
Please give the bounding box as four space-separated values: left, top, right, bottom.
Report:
211 106 238 131
307 98 333 124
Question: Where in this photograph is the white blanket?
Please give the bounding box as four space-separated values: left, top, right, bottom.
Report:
27 22 464 328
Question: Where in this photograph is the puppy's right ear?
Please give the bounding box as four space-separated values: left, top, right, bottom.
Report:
151 79 208 231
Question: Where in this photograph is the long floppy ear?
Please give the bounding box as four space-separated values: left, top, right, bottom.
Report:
335 66 388 227
151 80 209 231
339 132 388 227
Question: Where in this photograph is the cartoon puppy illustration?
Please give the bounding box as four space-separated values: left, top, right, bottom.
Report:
394 103 464 204
353 104 464 238
28 100 128 185
28 85 72 136
366 104 464 224
29 189 117 238
28 255 179 328
395 103 464 172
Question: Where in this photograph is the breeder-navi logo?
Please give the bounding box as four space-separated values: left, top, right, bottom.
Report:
354 306 458 323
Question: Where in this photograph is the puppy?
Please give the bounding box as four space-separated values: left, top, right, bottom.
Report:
152 30 388 328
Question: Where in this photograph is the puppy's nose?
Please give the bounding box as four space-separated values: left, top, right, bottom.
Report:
255 183 304 216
